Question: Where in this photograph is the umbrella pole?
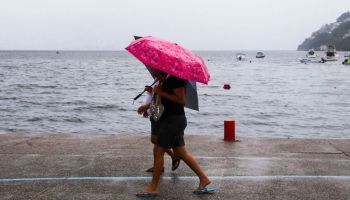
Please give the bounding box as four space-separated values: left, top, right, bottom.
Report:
133 79 158 102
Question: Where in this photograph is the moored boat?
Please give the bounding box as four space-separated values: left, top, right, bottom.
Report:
322 45 339 61
256 52 265 58
342 58 350 65
236 53 246 61
306 49 317 58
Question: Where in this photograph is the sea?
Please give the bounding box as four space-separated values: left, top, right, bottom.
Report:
1 51 349 138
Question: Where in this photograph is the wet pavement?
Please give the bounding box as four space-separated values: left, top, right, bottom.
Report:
0 133 349 200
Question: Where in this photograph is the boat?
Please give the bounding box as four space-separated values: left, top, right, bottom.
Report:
300 58 311 64
236 53 246 61
322 45 339 61
342 58 350 65
344 52 350 58
306 49 317 58
256 52 265 58
299 58 324 64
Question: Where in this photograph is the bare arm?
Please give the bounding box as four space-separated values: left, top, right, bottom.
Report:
154 85 185 105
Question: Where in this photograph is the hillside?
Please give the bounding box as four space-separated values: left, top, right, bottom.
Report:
298 11 350 51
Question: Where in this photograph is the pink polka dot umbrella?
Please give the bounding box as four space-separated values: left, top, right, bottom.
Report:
125 36 210 84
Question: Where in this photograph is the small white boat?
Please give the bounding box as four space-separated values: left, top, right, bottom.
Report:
306 49 317 58
256 52 265 58
322 45 339 61
236 53 246 61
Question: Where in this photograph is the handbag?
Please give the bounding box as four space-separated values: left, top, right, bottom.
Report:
150 94 164 122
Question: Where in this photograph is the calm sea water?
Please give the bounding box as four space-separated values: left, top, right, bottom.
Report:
1 51 349 138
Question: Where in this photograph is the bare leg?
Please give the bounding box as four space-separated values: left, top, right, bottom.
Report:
173 146 211 189
137 145 165 195
138 145 166 195
165 148 176 160
151 146 166 187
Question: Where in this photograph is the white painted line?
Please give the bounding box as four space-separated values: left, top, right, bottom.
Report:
1 175 350 183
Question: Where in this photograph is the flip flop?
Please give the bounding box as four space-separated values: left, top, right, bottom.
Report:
193 187 216 195
171 159 181 171
136 192 160 198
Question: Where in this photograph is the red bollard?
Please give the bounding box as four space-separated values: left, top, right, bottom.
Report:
224 120 235 141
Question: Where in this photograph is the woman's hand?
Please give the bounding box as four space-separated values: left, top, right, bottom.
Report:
142 111 149 118
137 104 150 116
144 86 153 93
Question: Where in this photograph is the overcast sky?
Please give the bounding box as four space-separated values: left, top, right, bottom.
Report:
1 0 349 50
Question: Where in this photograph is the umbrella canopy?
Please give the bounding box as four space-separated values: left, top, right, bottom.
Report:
133 36 199 111
125 36 210 84
184 80 199 111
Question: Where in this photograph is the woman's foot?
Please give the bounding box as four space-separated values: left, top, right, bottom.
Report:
193 178 213 194
136 187 159 197
198 178 211 190
145 167 164 173
171 158 181 171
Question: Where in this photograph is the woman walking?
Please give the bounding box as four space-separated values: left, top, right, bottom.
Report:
137 72 181 173
136 71 212 197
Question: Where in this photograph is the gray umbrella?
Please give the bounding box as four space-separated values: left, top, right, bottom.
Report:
133 36 199 111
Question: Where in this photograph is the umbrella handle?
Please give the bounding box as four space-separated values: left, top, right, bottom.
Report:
133 79 158 101
133 92 145 101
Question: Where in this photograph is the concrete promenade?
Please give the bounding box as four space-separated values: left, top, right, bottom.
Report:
0 133 350 200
